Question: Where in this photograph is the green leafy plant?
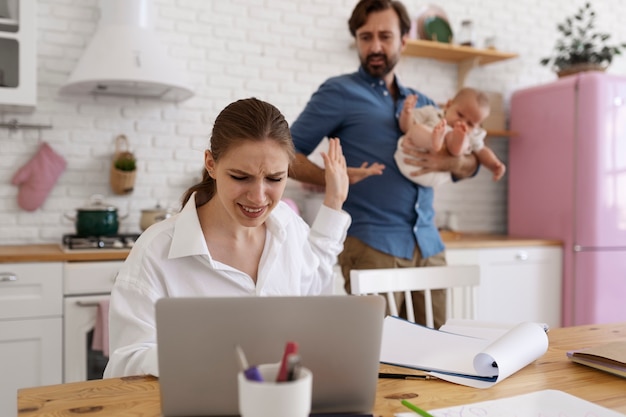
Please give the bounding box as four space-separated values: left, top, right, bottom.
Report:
539 2 626 73
114 153 136 171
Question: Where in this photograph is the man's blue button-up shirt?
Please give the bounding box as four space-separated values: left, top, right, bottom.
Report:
290 66 445 259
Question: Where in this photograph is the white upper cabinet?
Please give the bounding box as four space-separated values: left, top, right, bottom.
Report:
0 0 36 112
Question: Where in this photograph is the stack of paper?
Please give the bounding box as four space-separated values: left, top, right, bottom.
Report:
380 316 549 388
567 341 626 378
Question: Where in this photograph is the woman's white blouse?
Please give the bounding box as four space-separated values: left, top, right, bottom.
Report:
103 194 351 378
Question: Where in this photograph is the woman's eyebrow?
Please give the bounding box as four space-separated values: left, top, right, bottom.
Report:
227 168 288 177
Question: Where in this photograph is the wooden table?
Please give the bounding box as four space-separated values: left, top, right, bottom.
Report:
18 322 626 417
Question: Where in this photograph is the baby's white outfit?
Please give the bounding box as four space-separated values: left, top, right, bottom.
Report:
394 105 486 187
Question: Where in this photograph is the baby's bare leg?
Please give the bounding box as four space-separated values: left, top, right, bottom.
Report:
476 147 507 181
446 123 468 156
399 94 418 133
405 120 440 150
430 118 446 152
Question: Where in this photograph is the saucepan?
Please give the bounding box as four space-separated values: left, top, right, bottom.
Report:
140 204 177 231
65 194 128 236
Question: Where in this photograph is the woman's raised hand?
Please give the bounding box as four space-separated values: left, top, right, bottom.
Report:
320 138 349 211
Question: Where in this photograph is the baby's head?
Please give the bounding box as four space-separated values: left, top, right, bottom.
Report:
443 88 490 130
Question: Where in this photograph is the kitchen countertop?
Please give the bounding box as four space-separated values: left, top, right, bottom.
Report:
439 231 562 249
0 244 130 262
0 234 561 263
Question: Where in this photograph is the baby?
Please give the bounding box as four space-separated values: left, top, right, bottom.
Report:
395 88 506 187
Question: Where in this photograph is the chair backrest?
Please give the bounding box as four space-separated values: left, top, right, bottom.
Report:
350 265 480 328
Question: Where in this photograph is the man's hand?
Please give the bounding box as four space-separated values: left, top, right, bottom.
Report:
347 161 385 185
400 140 478 179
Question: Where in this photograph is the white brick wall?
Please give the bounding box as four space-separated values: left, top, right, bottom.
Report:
1 0 626 244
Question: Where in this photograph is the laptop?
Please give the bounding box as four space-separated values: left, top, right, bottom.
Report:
156 295 385 417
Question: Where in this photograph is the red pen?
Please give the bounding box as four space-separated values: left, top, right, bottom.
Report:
276 341 298 382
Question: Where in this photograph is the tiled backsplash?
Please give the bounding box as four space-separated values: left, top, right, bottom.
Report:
2 0 626 245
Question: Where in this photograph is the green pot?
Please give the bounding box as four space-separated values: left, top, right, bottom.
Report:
75 209 119 236
66 195 125 236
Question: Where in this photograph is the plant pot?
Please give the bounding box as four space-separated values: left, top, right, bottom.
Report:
110 134 137 195
557 63 607 78
110 165 136 195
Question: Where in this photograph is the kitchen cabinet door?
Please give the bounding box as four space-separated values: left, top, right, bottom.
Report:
0 262 63 319
446 246 563 328
0 317 62 417
0 0 36 111
0 261 63 417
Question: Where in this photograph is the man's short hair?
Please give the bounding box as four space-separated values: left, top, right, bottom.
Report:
348 0 412 37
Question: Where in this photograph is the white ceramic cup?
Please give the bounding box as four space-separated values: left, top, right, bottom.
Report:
238 362 312 417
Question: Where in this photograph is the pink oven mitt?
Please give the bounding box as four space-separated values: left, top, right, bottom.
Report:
11 142 67 211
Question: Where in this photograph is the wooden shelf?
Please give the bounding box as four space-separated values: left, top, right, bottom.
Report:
402 39 518 89
486 130 515 138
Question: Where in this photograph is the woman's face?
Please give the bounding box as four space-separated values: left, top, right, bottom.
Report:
205 139 290 227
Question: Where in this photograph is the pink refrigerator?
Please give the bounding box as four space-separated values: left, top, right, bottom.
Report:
509 72 626 327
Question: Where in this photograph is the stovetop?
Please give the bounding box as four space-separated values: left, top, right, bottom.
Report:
62 233 140 250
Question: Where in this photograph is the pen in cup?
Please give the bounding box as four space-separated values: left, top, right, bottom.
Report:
235 344 264 382
286 353 301 381
276 341 299 382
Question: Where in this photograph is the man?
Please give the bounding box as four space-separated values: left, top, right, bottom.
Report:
288 0 478 328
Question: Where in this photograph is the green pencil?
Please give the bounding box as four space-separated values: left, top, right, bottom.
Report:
401 399 435 417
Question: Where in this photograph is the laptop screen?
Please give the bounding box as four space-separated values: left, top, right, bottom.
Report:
156 295 385 417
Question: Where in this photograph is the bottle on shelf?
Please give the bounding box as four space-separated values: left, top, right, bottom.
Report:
457 20 475 47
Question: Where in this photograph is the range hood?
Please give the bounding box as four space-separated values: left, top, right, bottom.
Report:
60 0 193 102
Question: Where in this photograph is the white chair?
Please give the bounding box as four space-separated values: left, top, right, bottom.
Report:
350 265 480 328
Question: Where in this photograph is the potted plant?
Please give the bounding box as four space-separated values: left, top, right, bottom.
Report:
110 135 137 195
113 153 136 172
540 2 626 77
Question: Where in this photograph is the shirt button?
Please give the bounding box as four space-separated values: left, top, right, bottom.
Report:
379 80 384 85
383 91 388 96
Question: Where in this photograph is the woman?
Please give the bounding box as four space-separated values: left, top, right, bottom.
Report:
104 98 350 378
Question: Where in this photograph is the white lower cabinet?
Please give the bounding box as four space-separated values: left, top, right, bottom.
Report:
0 262 63 417
446 246 563 328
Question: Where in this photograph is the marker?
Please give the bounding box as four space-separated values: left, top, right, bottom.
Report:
401 399 435 417
235 344 264 382
276 341 299 382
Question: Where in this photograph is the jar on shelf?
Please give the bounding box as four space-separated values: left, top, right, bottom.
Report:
457 20 475 47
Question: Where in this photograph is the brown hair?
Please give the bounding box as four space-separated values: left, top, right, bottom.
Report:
181 97 295 208
348 0 412 37
454 87 490 111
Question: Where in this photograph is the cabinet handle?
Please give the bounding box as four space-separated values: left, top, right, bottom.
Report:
515 251 529 261
76 301 102 307
0 273 18 282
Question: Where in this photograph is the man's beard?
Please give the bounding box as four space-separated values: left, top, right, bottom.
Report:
361 52 400 78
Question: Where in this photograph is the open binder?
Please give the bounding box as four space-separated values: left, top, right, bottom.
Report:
380 316 549 388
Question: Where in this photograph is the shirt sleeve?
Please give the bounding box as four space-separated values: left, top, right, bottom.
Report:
468 127 487 152
302 204 351 295
412 105 440 129
103 253 163 378
290 80 346 155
